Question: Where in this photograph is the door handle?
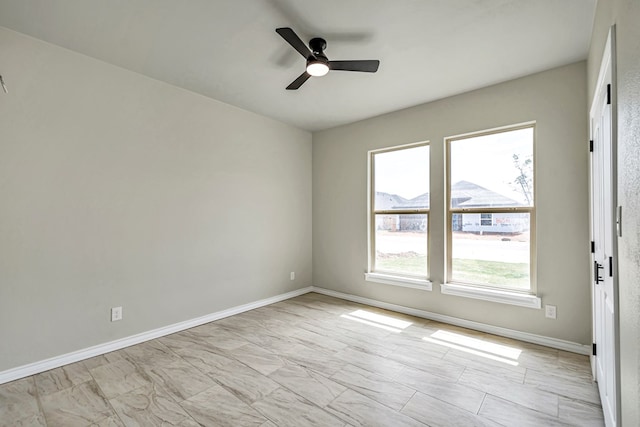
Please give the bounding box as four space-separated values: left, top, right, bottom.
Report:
594 261 604 284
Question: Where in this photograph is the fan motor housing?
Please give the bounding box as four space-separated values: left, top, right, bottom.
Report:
309 37 327 54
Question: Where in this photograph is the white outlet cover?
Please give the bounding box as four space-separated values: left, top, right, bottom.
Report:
290 272 295 280
111 306 123 322
545 305 557 319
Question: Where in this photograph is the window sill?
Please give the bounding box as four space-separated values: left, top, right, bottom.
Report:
365 273 432 291
440 283 541 309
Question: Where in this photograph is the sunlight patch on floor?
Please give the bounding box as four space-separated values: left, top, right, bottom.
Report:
424 330 522 366
340 309 412 333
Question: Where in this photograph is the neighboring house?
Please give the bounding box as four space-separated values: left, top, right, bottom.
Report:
450 181 528 234
376 180 528 234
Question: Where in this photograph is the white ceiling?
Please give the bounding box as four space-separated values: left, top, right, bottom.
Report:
0 0 596 131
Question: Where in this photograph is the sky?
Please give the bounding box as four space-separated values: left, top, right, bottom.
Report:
450 127 533 205
374 127 534 204
374 144 429 200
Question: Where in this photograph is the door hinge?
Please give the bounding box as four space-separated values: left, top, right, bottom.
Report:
592 343 597 356
589 140 594 152
591 241 595 253
609 256 613 277
607 84 611 105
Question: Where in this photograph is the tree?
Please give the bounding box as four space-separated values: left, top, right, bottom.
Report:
511 154 533 205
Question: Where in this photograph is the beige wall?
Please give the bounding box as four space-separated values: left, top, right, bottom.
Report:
313 62 590 344
0 27 312 372
589 0 640 425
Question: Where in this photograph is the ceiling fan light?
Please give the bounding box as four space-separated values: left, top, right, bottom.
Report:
306 61 329 77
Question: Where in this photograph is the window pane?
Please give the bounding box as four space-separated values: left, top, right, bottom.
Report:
374 145 429 211
451 213 530 290
450 128 533 208
375 213 427 276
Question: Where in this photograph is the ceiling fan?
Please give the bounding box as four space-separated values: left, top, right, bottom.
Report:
275 27 380 90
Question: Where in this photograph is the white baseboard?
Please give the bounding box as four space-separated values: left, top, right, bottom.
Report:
1 283 590 385
311 286 591 355
0 286 313 385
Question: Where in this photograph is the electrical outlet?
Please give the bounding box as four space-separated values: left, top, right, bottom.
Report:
545 305 557 319
111 306 123 322
290 272 295 280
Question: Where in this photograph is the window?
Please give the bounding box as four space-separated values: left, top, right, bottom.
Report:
446 124 535 293
480 213 493 226
368 143 430 285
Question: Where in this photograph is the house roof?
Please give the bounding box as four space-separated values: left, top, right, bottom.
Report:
451 181 522 208
376 180 522 210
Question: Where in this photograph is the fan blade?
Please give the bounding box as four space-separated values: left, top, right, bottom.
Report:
329 60 380 73
276 27 313 59
286 72 311 90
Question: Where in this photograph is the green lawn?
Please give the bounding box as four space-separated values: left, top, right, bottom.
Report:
376 254 427 275
376 253 529 289
452 258 529 289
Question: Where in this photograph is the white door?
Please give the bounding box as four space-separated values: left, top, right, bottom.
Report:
590 28 617 427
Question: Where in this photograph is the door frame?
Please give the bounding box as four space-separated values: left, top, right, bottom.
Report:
589 25 620 426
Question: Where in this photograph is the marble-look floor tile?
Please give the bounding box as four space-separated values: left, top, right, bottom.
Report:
186 324 247 351
89 358 150 399
271 301 331 321
35 361 92 396
158 330 208 350
296 321 399 358
0 377 41 426
387 348 465 382
225 343 288 376
401 391 501 427
525 367 601 404
279 300 339 320
40 380 115 426
109 383 199 426
141 359 217 402
269 363 346 407
1 412 47 427
123 339 181 368
0 294 603 427
425 322 487 338
160 336 237 373
252 387 345 427
558 397 605 426
291 327 349 353
333 315 395 340
91 414 125 426
366 306 431 327
231 309 298 333
180 383 266 427
334 347 406 379
207 359 280 404
256 305 310 326
330 364 415 411
385 333 450 359
83 350 129 370
459 367 560 416
481 337 560 370
394 365 486 414
230 327 300 355
442 348 526 384
557 351 593 378
479 394 571 427
282 343 346 378
327 389 425 427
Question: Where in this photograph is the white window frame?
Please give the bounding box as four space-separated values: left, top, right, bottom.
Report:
443 123 540 308
366 142 432 291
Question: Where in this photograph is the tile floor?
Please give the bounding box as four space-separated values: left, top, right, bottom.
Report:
0 293 605 426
